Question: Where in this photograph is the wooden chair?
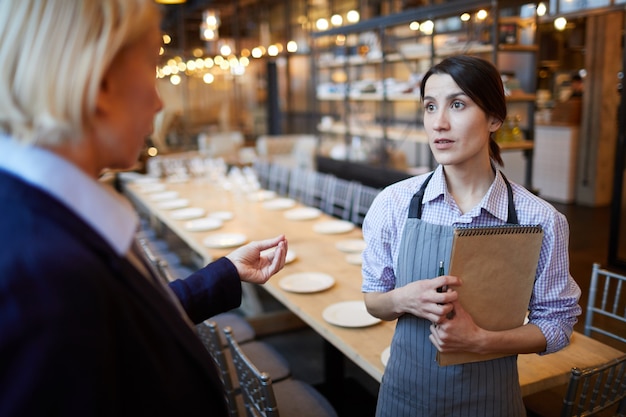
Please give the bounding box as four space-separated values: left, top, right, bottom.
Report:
560 354 626 416
584 263 626 350
350 183 380 227
223 326 338 417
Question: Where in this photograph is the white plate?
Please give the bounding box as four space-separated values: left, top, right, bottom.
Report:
150 191 179 201
170 207 206 220
156 198 189 210
165 176 189 184
248 190 276 202
262 198 297 211
184 217 223 232
345 253 363 265
203 233 247 249
313 220 355 235
261 248 297 264
322 300 381 328
209 211 234 221
335 239 366 253
284 207 322 221
381 346 391 367
137 183 167 193
279 272 335 293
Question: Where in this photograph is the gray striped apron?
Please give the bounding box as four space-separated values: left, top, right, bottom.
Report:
375 172 526 417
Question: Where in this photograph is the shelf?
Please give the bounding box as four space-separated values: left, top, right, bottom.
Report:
317 92 421 102
317 123 428 144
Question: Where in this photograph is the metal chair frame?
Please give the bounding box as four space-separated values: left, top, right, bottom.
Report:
561 354 626 417
224 326 280 417
350 183 380 227
196 321 241 417
584 263 626 347
320 176 356 221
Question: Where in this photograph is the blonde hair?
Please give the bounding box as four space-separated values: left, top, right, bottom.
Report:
0 0 160 145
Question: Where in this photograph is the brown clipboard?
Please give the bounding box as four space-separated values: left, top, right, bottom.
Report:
437 225 544 366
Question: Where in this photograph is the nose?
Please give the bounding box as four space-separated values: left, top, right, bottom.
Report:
430 108 449 131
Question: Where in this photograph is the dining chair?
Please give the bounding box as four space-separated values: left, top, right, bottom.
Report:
196 321 243 417
287 167 310 203
223 326 339 417
253 159 272 190
320 176 356 221
301 171 332 209
267 163 292 196
584 263 626 350
350 183 381 227
560 354 626 417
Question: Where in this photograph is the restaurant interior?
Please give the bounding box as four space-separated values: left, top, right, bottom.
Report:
119 0 626 415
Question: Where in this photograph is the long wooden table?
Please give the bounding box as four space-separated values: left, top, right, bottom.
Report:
122 174 623 397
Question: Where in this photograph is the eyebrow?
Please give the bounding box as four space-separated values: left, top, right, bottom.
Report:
423 91 466 102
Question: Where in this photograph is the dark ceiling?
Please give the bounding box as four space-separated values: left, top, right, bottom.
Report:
158 0 286 53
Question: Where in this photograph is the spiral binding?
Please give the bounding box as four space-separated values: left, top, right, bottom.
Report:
455 224 542 236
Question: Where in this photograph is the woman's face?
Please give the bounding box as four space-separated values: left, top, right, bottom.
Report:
93 18 163 172
422 73 500 168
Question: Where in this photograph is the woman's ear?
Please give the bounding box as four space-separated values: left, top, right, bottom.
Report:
489 117 503 132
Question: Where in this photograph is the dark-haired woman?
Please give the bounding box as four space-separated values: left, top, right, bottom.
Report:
361 55 581 416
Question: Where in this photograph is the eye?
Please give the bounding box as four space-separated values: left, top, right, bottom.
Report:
424 102 436 112
451 100 465 110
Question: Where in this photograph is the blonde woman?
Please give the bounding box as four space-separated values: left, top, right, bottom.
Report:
0 1 287 415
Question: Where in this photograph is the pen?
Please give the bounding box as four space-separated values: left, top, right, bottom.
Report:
437 260 447 293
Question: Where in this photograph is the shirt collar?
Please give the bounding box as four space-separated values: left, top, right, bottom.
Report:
422 165 511 223
0 136 138 255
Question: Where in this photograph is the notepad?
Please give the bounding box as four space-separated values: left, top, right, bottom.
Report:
437 224 544 366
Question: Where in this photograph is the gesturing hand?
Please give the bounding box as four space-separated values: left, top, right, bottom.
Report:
226 235 288 284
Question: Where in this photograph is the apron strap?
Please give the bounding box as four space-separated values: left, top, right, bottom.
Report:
408 172 435 219
408 170 519 224
501 173 519 225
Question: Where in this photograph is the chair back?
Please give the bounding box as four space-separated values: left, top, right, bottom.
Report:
561 354 626 417
196 321 241 417
267 163 291 196
350 184 380 227
224 326 280 417
585 263 626 349
320 176 356 221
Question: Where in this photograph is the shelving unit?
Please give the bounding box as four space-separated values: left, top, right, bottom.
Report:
310 1 540 189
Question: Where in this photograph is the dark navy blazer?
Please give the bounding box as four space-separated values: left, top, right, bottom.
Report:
0 170 242 416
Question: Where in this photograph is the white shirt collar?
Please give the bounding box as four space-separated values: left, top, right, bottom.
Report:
0 136 138 255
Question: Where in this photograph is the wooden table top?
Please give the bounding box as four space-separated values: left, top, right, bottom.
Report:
123 174 623 397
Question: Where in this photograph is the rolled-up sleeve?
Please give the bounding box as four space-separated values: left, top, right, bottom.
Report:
528 211 582 354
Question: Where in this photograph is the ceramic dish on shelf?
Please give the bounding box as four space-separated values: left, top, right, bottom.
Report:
156 198 189 210
202 233 247 249
149 190 179 201
322 300 381 328
283 207 322 221
313 220 355 235
169 207 206 220
278 272 335 293
183 217 223 232
262 198 297 211
335 238 366 253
